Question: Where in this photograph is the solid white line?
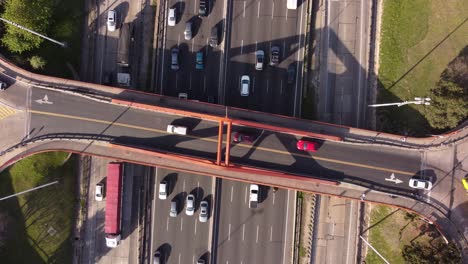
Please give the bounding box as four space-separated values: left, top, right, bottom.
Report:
285 8 288 20
240 39 244 54
230 186 234 202
197 181 200 197
166 217 169 231
194 219 198 235
256 225 259 243
183 179 186 191
270 225 273 241
242 224 245 240
228 224 231 240
356 0 365 126
257 2 260 18
293 1 305 117
206 38 209 54
178 253 181 264
180 217 184 231
272 192 276 205
194 0 197 13
255 40 258 51
245 186 248 204
193 256 195 264
243 1 246 17
271 2 274 19
282 190 290 264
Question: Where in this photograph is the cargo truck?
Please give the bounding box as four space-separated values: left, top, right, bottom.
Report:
105 162 123 248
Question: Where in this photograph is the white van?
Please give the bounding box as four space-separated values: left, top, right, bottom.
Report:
287 0 297 10
167 125 187 135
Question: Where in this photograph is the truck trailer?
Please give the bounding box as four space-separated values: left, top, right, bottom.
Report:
105 162 123 248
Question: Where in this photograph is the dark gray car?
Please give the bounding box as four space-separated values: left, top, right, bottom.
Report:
209 26 218 48
270 46 280 66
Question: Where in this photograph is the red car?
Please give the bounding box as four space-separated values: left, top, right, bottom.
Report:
296 140 319 152
233 132 255 143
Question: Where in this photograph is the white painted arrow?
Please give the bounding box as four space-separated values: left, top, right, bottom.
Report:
35 94 53 105
385 173 403 184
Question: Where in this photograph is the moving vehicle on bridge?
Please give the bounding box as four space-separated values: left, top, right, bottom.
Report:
105 162 123 248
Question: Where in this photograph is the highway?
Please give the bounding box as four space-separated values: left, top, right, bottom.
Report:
158 0 226 100
28 87 422 193
225 0 306 116
151 168 214 263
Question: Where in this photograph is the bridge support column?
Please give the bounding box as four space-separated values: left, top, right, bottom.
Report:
225 121 232 166
216 120 224 165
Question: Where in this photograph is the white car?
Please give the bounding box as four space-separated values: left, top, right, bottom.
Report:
167 125 187 135
199 201 208 222
168 8 176 26
409 178 433 190
249 184 259 208
95 183 104 201
186 194 195 216
159 181 168 200
240 75 250 96
107 10 117 32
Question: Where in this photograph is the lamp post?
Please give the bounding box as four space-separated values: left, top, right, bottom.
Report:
368 97 431 108
0 17 66 47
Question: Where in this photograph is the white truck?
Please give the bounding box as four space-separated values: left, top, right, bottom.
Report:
167 125 188 135
249 184 259 208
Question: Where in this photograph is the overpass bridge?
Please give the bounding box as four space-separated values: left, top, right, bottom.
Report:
0 58 467 258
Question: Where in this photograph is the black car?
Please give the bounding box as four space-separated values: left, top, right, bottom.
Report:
209 26 218 48
270 46 280 66
287 64 295 84
199 0 208 17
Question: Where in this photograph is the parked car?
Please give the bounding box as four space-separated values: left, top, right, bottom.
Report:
95 183 104 201
0 81 8 91
199 201 208 222
409 178 433 190
255 50 264 70
168 8 176 26
249 184 259 208
233 132 256 143
186 194 195 216
240 75 250 96
153 251 161 264
170 200 177 217
196 51 204 70
209 26 218 47
296 140 319 152
171 48 179 70
167 125 187 135
107 10 117 31
287 64 295 84
197 259 205 264
184 22 192 40
270 46 280 66
199 0 208 17
159 181 168 200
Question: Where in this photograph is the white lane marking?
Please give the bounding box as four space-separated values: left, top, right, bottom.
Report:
193 256 195 264
243 1 246 17
197 181 200 197
178 35 180 46
194 0 197 13
178 253 181 264
228 223 231 240
241 39 244 54
282 190 291 264
285 8 288 20
206 38 209 54
194 219 198 235
203 75 207 93
183 179 186 191
255 40 258 51
270 225 273 241
230 186 234 202
271 2 274 19
345 201 354 264
256 225 259 243
242 224 245 240
257 2 260 18
266 79 270 94
180 217 184 231
166 217 169 231
293 1 305 117
192 39 195 52
272 192 276 205
245 186 248 204
356 0 365 126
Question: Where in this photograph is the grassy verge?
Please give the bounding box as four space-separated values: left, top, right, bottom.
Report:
366 205 459 263
3 0 84 79
377 0 468 134
0 152 77 263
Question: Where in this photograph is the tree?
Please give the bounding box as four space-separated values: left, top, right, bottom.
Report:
425 80 468 129
1 0 55 53
28 56 46 69
402 241 461 264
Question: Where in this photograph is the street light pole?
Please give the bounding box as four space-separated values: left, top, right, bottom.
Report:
368 97 431 108
0 181 59 201
0 17 66 47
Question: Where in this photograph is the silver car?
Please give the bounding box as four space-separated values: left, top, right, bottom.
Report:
184 22 192 40
255 50 264 70
170 200 177 217
199 201 208 222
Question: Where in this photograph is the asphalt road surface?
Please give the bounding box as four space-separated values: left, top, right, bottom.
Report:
225 0 306 116
159 0 226 101
28 87 425 195
151 168 214 263
215 180 295 263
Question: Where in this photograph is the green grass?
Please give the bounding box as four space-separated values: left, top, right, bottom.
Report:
377 0 468 134
0 152 77 264
365 205 444 264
